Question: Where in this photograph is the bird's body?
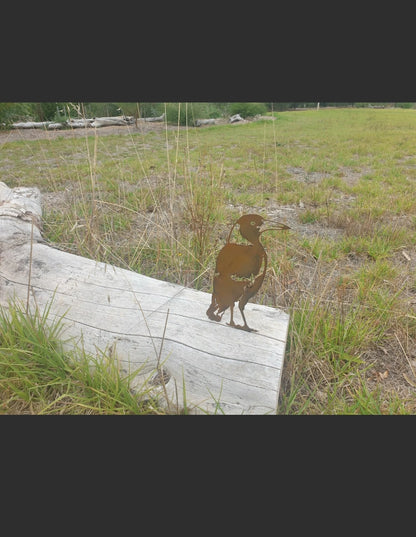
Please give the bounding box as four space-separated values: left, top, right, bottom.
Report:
215 242 264 279
206 214 289 332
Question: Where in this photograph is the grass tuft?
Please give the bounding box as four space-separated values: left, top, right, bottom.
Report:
0 299 167 414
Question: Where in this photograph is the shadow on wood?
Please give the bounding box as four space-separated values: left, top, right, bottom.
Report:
0 182 289 414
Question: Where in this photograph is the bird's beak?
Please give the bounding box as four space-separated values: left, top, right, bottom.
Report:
260 218 290 234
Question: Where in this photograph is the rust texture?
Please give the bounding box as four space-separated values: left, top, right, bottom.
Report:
206 214 289 332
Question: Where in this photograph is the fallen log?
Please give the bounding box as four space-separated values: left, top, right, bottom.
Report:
66 118 94 128
0 182 289 414
136 113 166 123
47 122 65 130
90 116 135 128
229 114 244 123
12 121 51 129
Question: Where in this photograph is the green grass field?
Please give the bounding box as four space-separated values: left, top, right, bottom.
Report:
2 106 416 413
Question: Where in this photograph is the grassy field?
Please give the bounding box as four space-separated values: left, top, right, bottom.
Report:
2 106 416 413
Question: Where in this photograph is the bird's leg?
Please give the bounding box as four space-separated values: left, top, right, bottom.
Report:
206 296 222 322
227 304 236 327
235 303 257 332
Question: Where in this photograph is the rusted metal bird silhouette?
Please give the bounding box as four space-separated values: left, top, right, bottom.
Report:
206 214 290 332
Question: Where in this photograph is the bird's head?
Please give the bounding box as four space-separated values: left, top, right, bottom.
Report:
235 214 290 243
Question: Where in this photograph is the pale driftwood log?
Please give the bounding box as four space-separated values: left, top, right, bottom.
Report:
11 115 159 131
47 122 65 130
195 119 216 127
66 118 94 128
12 120 89 130
90 116 135 128
136 113 166 123
229 114 244 123
0 182 289 414
12 121 52 129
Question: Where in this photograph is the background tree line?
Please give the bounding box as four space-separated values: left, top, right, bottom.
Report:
1 102 415 128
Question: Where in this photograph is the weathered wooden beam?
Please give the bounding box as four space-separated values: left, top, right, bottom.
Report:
0 182 289 414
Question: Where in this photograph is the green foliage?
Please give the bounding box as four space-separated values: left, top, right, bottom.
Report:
229 102 268 117
117 102 165 118
162 103 188 125
0 102 69 126
82 102 121 118
0 102 32 128
268 103 292 111
32 102 58 121
0 299 163 414
164 102 228 125
395 103 414 109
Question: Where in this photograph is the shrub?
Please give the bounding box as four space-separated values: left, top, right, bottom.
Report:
0 102 33 128
164 103 218 126
83 102 120 118
229 102 268 118
117 103 165 119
